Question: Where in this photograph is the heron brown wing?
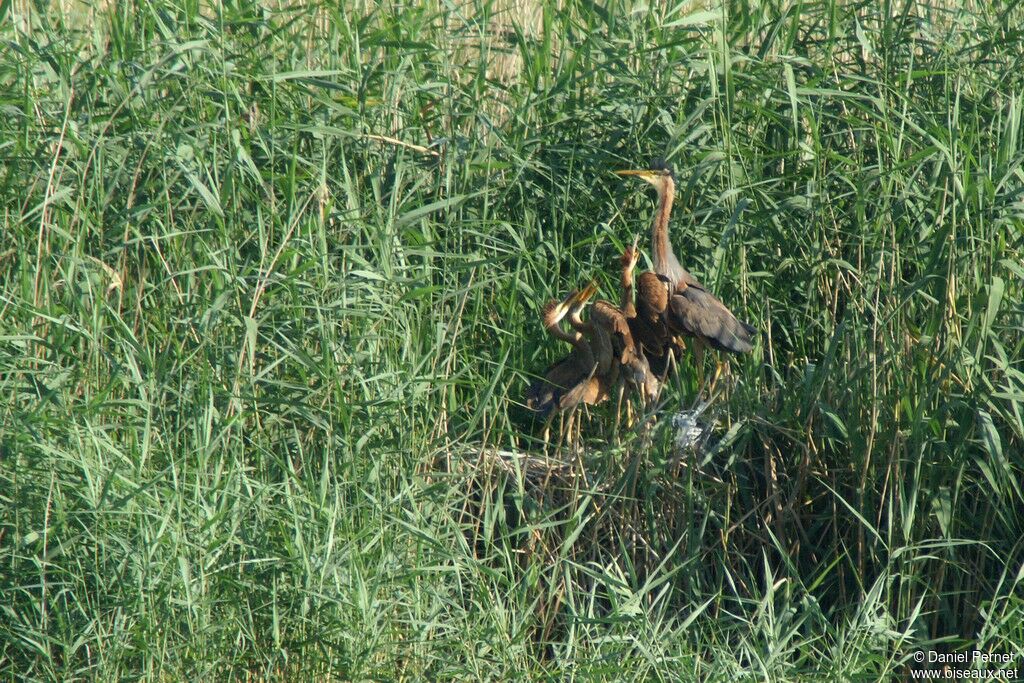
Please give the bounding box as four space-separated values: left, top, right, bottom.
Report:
627 314 665 355
561 367 614 409
592 301 640 364
667 285 755 354
525 351 593 413
636 272 670 313
633 272 679 365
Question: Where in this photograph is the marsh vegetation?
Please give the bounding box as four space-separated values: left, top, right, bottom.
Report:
2 0 1023 678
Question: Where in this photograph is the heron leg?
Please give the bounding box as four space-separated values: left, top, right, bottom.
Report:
542 411 555 453
572 410 588 480
551 411 568 456
708 358 727 396
614 384 625 436
693 339 706 395
579 411 585 453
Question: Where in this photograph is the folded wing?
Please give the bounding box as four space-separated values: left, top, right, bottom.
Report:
667 284 755 354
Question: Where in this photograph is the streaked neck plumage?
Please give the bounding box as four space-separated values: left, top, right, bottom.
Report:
651 177 687 285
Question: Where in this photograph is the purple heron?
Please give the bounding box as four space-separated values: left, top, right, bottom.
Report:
526 286 615 447
571 279 658 428
525 288 598 416
620 241 684 381
616 161 755 388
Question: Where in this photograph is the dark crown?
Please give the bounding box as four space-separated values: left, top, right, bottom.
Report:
650 158 675 177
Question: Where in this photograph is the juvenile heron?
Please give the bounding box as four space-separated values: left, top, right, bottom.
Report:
525 288 598 416
525 287 610 447
620 241 684 380
571 280 658 414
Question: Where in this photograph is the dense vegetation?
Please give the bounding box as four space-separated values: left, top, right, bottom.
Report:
2 0 1023 679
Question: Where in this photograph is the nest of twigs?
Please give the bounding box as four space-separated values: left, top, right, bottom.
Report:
440 443 600 494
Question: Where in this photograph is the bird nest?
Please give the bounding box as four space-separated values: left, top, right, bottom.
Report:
440 443 592 491
439 402 718 494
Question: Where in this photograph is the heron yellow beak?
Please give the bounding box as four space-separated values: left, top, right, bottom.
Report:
551 289 578 316
576 281 599 304
615 168 662 186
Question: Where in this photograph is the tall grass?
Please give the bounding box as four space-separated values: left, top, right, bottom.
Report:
2 0 1023 679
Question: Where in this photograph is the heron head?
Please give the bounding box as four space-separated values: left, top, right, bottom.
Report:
626 350 659 402
620 235 641 271
573 281 599 308
615 161 674 192
542 289 580 328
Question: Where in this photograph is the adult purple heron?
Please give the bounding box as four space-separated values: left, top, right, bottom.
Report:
616 161 755 387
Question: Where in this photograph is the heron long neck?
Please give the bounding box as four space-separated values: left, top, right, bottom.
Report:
620 266 636 317
560 312 592 369
547 321 581 346
651 180 677 277
566 309 590 341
